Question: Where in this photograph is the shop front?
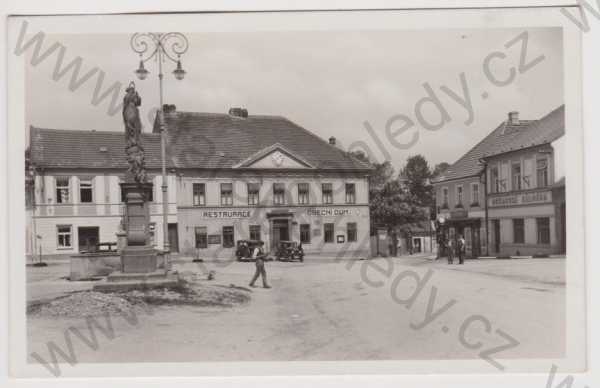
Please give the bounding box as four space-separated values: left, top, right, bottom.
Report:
439 209 484 259
178 205 371 259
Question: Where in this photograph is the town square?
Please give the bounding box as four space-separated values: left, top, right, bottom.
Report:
14 14 578 377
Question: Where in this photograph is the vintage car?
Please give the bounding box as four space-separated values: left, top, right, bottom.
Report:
235 240 267 262
275 241 304 262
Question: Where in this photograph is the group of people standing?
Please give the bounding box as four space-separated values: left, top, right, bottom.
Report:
437 235 466 265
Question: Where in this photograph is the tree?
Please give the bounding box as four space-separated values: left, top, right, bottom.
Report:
432 162 450 178
401 155 434 207
348 151 394 191
369 179 427 231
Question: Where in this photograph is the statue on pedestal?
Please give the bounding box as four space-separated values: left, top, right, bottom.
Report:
123 82 147 183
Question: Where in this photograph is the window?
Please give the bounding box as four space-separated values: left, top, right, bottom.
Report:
195 226 207 249
222 226 235 248
247 183 260 206
220 183 233 205
347 222 357 242
499 162 509 192
536 159 548 188
324 223 334 243
193 183 206 206
249 225 261 241
511 162 522 191
56 177 70 203
490 166 499 193
456 186 463 207
513 219 525 243
471 183 480 205
79 178 93 203
345 183 356 204
298 183 309 204
537 217 550 244
523 158 533 189
442 187 449 208
273 183 285 205
300 224 311 244
322 183 333 204
57 225 72 248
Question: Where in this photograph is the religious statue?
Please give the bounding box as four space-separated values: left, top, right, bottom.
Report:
123 82 147 183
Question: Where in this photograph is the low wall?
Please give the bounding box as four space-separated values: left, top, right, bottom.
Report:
70 251 168 280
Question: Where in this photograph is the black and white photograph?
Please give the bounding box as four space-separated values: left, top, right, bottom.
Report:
1 2 596 385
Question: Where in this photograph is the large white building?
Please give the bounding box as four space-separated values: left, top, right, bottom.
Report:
27 106 373 259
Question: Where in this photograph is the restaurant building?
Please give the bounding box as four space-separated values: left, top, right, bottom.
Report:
432 105 565 257
27 106 372 259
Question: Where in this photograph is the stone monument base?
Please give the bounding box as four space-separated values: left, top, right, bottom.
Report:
92 246 178 292
121 245 158 273
93 269 179 292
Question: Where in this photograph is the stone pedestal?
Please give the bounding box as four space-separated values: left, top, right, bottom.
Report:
94 181 172 291
120 181 156 273
121 246 157 273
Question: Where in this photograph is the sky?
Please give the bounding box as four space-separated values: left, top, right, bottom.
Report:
24 28 563 173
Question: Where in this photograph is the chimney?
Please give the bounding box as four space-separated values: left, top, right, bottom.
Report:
329 136 336 146
228 107 248 118
508 111 519 125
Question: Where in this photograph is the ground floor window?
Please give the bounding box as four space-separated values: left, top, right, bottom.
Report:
300 224 311 244
57 225 72 248
324 223 334 243
249 225 261 241
223 226 235 248
537 217 550 244
347 222 357 242
195 226 207 249
513 219 525 243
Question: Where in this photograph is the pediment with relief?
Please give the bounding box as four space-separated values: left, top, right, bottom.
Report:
233 143 315 169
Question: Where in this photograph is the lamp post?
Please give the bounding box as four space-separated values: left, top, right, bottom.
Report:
130 32 189 257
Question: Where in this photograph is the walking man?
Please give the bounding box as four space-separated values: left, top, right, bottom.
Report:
457 235 466 265
249 241 271 288
447 239 454 264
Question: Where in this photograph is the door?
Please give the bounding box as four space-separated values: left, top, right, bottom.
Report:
472 227 481 258
492 220 500 254
78 226 99 252
271 219 290 249
168 223 179 253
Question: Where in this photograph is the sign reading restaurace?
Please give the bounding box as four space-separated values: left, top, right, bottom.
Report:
488 190 552 207
202 210 252 218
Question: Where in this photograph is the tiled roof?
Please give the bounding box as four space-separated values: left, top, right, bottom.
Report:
160 111 371 170
30 128 164 169
30 111 371 171
432 105 564 183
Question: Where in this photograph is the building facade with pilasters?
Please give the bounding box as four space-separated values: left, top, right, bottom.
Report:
433 105 565 258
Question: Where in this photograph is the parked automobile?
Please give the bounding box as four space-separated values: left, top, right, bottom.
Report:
235 240 266 261
275 241 304 262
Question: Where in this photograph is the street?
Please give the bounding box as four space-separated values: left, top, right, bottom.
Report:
27 256 565 367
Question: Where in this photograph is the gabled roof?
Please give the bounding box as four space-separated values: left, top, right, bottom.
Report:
29 110 372 172
432 105 564 183
161 110 371 171
29 127 164 169
232 143 316 169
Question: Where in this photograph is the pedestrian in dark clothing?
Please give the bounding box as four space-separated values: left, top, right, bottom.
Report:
457 235 466 265
249 242 270 288
447 239 454 264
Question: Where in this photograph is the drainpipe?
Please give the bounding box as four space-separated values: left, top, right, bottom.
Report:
479 159 489 256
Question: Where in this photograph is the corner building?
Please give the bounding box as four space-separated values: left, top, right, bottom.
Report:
432 106 565 257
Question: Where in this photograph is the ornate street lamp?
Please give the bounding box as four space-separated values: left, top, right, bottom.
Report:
130 32 189 257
